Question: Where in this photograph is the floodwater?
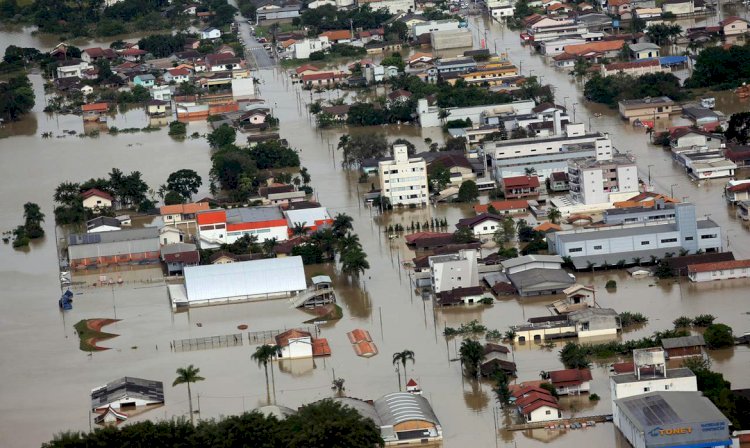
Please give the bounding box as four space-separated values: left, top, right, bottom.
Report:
2 13 750 448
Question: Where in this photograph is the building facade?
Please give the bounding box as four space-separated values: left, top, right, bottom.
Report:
378 144 428 206
568 150 639 205
429 249 479 293
196 207 289 249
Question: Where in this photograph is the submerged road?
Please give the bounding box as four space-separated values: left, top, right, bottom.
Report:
229 2 276 70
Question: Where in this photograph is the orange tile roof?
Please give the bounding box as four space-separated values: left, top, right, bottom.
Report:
347 328 372 344
688 259 750 273
82 102 109 112
564 40 625 56
354 340 378 357
474 200 529 213
312 338 331 356
409 52 433 63
275 329 312 347
320 30 352 41
160 202 210 215
534 222 562 232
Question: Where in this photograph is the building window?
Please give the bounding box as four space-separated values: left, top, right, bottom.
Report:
701 234 717 239
569 247 583 253
545 410 551 415
660 238 677 243
640 241 650 245
685 236 694 241
593 245 602 250
644 387 650 392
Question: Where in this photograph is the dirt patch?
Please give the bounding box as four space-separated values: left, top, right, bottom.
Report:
303 304 343 324
74 319 120 352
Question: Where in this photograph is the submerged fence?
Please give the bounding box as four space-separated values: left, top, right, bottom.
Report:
172 333 244 352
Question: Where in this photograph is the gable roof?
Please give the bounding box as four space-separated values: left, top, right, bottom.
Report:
91 377 164 409
275 329 312 347
295 64 320 74
548 368 593 386
503 175 540 188
320 30 352 41
160 202 210 215
720 16 748 26
474 200 529 213
661 335 706 349
687 259 750 273
82 188 113 201
82 103 109 113
387 89 412 100
457 213 505 229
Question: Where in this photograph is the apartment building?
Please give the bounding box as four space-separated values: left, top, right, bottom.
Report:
378 144 428 206
568 150 639 205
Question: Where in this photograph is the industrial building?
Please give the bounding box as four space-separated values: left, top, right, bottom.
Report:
169 257 307 308
67 227 160 268
511 307 620 342
91 377 164 412
548 203 723 269
503 255 576 296
614 392 731 448
196 206 289 249
430 28 473 50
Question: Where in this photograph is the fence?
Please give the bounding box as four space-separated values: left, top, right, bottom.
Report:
246 326 317 345
172 333 244 352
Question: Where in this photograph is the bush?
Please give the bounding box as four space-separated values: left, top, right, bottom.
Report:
539 382 559 398
605 280 617 289
673 316 693 328
692 314 716 327
479 296 494 305
168 121 187 137
309 51 325 60
619 311 648 328
589 393 600 401
703 323 734 349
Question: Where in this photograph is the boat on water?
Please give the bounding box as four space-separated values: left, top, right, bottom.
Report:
59 290 73 310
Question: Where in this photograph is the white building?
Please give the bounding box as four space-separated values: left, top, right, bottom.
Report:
568 150 639 205
417 98 536 128
91 377 164 411
361 0 415 13
151 85 172 102
539 38 585 56
429 249 479 293
196 207 289 249
174 257 307 307
275 329 314 359
687 259 750 282
56 60 91 79
378 144 428 206
487 0 515 19
159 226 184 245
284 207 333 232
292 37 330 59
412 19 459 37
201 27 222 39
456 213 504 236
81 188 113 211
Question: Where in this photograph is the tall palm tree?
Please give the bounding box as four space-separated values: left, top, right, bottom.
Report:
524 167 537 176
252 344 281 394
172 365 205 425
341 247 369 277
392 350 415 391
338 232 361 253
291 222 307 236
547 207 562 225
262 237 278 257
332 213 354 238
23 202 45 227
459 339 485 379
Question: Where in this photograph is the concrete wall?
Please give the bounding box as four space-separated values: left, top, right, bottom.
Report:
430 29 473 50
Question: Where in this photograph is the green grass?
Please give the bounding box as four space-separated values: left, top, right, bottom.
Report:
73 319 120 352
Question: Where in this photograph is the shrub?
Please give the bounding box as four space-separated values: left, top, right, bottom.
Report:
619 311 648 328
703 323 734 349
605 280 617 289
692 314 716 327
589 393 600 401
673 316 693 328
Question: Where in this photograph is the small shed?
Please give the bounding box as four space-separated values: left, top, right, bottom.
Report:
661 335 706 359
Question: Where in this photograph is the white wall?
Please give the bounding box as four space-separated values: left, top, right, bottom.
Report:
526 405 561 422
689 266 750 282
279 337 313 359
378 145 428 206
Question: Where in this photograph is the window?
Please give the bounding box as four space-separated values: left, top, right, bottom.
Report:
701 234 717 239
569 247 583 253
644 387 650 392
545 410 551 415
640 241 650 245
593 245 602 250
660 238 677 243
685 236 694 241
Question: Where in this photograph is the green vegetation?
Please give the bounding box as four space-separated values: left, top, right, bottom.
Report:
618 312 648 328
73 319 119 352
0 75 35 121
457 180 479 203
163 169 202 202
584 72 686 108
674 314 717 329
443 320 488 338
687 44 750 89
392 350 415 390
173 365 205 426
645 23 683 46
168 121 187 137
252 344 281 394
558 329 689 368
299 5 393 34
43 400 385 447
725 112 750 145
12 202 45 247
589 393 600 401
703 323 734 349
605 280 617 289
683 357 750 429
493 371 512 405
310 43 367 61
249 140 300 169
459 339 485 378
138 34 189 58
337 133 389 168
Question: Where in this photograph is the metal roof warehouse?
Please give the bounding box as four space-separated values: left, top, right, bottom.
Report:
176 256 307 307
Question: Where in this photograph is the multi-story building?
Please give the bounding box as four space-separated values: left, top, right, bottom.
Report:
548 203 723 269
429 249 479 294
567 149 639 205
378 144 428 206
292 37 330 59
603 201 676 225
196 207 289 249
524 18 589 42
412 19 459 37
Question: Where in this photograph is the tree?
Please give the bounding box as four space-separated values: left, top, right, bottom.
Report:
0 75 35 121
168 120 187 137
21 202 45 239
283 399 384 448
166 169 202 201
164 190 185 205
704 324 734 349
493 217 515 247
173 365 205 425
493 371 512 405
252 344 281 395
210 147 258 195
428 162 451 192
459 339 485 378
725 112 750 145
381 52 405 72
547 207 562 224
646 23 683 46
249 140 300 169
338 133 389 168
392 350 415 391
457 180 479 202
558 342 591 369
384 21 408 42
340 246 370 276
332 213 354 238
453 227 476 244
207 124 237 148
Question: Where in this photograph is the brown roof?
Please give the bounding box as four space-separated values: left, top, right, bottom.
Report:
387 89 413 100
720 16 747 26
321 104 351 115
404 231 452 244
665 252 735 275
295 64 319 74
457 213 504 229
688 259 750 273
484 343 510 354
347 329 372 344
81 188 113 201
515 391 557 409
521 399 560 414
160 202 210 215
312 338 331 356
511 385 551 399
258 184 295 197
163 250 200 264
604 59 661 71
503 176 540 188
428 154 473 172
320 30 353 41
435 286 485 305
353 340 378 357
533 222 562 232
612 361 635 374
564 40 625 56
208 251 237 263
82 103 109 112
474 200 529 213
548 368 593 387
491 282 516 295
480 358 517 376
275 329 311 347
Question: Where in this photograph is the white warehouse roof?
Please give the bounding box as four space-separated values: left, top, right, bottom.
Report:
183 256 307 303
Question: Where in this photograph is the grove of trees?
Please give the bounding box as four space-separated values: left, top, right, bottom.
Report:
584 72 686 108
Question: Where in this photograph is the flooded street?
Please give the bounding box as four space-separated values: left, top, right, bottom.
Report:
1 16 750 448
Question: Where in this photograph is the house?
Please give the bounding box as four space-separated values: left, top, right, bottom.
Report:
320 104 350 122
161 243 199 275
81 103 110 122
91 377 164 412
68 227 161 268
609 348 697 412
549 203 722 269
319 29 353 44
378 144 428 206
502 255 575 296
274 329 331 359
256 3 301 23
387 89 412 104
681 105 721 126
164 68 191 84
120 48 146 62
480 343 517 376
670 128 724 150
86 216 122 233
618 96 675 122
171 257 307 308
81 47 117 63
601 59 668 78
159 226 184 245
197 206 289 248
81 188 113 210
429 249 479 293
608 0 631 15
568 307 622 337
551 283 595 314
201 27 221 40
147 99 168 116
294 64 320 77
473 200 528 215
725 145 750 168
548 368 592 395
720 16 749 36
133 74 155 87
661 335 706 359
300 71 344 87
662 0 695 15
738 201 750 221
456 213 505 237
629 42 660 60
292 37 330 59
515 389 562 422
687 259 750 282
502 175 540 199
161 202 210 226
435 286 487 306
56 60 91 79
151 85 172 102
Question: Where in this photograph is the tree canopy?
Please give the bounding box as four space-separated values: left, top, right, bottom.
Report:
248 140 300 169
166 169 202 201
338 133 389 168
686 44 750 89
0 75 35 121
584 72 685 107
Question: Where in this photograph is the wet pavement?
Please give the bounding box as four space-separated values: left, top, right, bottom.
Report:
1 13 750 448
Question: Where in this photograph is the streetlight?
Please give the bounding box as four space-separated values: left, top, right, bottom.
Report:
670 184 678 198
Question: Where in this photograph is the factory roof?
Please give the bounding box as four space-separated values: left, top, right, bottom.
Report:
615 391 729 434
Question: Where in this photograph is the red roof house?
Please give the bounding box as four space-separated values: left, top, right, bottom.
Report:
548 368 593 395
502 176 540 199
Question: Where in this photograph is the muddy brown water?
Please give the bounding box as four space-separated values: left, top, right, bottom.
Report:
2 19 750 448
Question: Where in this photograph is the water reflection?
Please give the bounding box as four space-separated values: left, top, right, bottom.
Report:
463 379 491 412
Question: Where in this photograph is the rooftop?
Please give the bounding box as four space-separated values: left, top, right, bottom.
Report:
503 175 540 188
610 367 696 384
662 335 706 349
614 391 729 434
688 259 750 273
507 268 575 291
474 200 529 213
228 206 284 224
548 368 593 386
503 254 564 269
554 219 718 244
619 96 674 108
91 377 164 409
374 392 441 427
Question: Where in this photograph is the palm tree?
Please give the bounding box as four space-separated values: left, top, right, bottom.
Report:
459 339 485 378
300 166 311 185
341 247 369 277
392 350 415 391
524 167 537 176
632 257 642 266
291 222 307 236
172 365 205 425
547 207 562 225
251 344 281 395
332 213 354 238
649 254 659 265
586 261 596 272
262 237 278 257
23 202 45 227
338 232 361 253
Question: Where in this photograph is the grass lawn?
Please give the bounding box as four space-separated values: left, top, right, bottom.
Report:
73 319 120 352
